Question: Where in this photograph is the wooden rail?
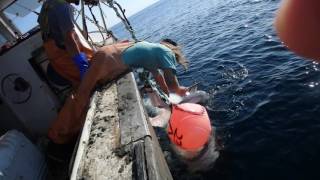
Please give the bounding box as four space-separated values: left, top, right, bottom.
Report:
70 72 173 180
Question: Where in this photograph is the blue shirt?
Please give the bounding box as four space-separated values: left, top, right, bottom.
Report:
122 41 177 73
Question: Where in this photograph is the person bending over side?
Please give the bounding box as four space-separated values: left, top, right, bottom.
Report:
48 39 190 144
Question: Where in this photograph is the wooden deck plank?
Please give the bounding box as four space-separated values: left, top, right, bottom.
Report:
117 73 151 146
71 72 173 179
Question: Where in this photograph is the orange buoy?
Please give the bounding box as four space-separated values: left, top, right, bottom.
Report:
167 103 212 151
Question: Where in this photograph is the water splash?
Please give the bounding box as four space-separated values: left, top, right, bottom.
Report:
307 82 319 88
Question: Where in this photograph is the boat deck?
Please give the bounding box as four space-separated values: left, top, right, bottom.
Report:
70 73 173 180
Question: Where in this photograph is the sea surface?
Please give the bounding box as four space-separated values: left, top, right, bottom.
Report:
112 0 320 179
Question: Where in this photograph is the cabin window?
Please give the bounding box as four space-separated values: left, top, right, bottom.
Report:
0 34 6 46
2 0 41 35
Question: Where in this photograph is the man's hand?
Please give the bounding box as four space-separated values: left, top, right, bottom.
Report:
176 86 189 97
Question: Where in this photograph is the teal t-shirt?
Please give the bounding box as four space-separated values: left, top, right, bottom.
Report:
121 41 177 73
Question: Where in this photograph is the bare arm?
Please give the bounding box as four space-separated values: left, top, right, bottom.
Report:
151 70 170 95
64 29 82 57
163 69 188 96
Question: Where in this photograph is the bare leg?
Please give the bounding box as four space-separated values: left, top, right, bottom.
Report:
163 69 188 96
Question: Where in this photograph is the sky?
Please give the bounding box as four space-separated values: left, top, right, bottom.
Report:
104 0 159 27
77 0 160 42
3 0 159 35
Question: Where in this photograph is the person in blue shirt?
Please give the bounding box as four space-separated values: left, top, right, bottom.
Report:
49 39 191 145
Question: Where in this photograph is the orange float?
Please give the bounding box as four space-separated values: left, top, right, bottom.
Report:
167 103 212 151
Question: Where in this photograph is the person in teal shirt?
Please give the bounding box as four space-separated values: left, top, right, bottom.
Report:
121 39 188 96
122 41 178 74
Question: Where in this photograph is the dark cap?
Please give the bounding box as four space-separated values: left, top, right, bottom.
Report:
162 38 178 46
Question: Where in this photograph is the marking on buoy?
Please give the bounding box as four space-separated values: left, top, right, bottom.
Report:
168 121 183 146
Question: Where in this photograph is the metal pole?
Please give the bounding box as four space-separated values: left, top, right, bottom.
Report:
81 0 88 40
98 2 108 38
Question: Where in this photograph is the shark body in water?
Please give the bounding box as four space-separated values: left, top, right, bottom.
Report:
180 90 210 104
144 90 219 172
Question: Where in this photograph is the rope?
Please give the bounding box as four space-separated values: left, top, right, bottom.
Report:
113 1 133 30
96 2 118 42
98 2 109 40
88 5 105 42
73 5 117 45
80 0 89 39
140 71 170 105
102 0 138 42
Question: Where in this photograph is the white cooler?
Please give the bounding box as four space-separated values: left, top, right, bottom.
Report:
0 130 47 180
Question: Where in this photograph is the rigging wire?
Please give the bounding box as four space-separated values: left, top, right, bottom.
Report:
79 0 170 104
102 0 170 104
102 0 138 42
80 0 89 39
73 6 117 45
98 2 110 43
88 5 105 43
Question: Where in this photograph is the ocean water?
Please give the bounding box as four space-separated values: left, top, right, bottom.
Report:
112 0 320 179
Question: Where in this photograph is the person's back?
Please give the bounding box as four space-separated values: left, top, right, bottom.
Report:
122 41 177 73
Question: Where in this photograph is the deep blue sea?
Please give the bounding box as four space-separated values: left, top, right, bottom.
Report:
113 0 320 179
